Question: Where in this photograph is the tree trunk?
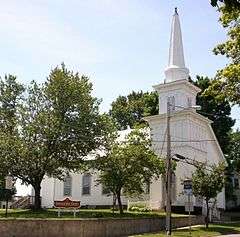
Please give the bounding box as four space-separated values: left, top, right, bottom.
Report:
116 190 123 214
205 199 209 228
33 183 42 210
112 194 116 214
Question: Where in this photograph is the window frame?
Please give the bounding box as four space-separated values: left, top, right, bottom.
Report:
82 173 92 195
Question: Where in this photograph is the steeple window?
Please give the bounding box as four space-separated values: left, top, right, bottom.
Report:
168 96 175 112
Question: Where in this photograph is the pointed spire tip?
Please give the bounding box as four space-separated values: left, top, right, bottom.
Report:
174 7 178 15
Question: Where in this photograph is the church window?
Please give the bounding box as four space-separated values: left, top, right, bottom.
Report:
63 174 72 196
82 173 91 195
168 96 175 112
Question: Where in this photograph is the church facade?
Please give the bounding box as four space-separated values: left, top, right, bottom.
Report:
40 9 226 211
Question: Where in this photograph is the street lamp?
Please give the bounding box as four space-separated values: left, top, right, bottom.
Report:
165 100 201 236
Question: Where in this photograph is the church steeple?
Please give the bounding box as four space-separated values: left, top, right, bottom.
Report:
164 8 189 83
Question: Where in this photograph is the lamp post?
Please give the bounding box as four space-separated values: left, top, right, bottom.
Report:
165 102 201 236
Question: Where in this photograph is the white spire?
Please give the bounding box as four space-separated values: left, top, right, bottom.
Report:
164 8 189 83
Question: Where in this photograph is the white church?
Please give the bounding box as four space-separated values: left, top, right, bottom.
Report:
40 9 226 211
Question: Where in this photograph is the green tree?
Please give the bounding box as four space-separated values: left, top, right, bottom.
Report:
227 130 240 173
194 76 235 154
206 7 240 104
109 91 158 130
0 75 24 177
95 129 165 214
192 162 225 228
210 0 240 9
0 176 5 189
0 65 111 210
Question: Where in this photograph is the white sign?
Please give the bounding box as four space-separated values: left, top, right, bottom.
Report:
183 179 192 195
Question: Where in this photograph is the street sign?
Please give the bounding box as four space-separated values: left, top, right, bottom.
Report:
183 179 192 195
54 198 80 208
54 198 81 218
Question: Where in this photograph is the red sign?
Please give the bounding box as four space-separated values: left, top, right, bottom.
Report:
54 198 80 208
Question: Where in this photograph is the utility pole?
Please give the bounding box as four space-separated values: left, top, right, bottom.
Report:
166 100 172 235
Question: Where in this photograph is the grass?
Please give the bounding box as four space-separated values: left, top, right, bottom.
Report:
0 208 186 219
132 222 240 237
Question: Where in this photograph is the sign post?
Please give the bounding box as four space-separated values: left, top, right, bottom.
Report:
54 198 81 217
183 179 193 236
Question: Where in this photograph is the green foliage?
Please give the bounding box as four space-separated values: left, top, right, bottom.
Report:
192 162 225 201
0 188 15 202
128 202 151 212
0 64 111 210
192 162 225 228
194 76 235 154
95 129 165 213
109 91 158 130
0 75 25 134
210 0 240 10
206 7 240 104
128 206 151 213
228 130 240 173
0 176 5 189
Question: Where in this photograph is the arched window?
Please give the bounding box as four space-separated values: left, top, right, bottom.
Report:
63 175 72 196
82 173 91 195
168 96 175 112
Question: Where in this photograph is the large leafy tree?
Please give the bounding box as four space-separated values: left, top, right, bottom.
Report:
192 162 225 228
0 75 24 178
95 129 165 214
227 130 240 173
194 76 235 154
0 65 111 210
206 6 240 104
109 91 158 130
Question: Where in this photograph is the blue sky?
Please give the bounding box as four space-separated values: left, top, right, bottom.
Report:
0 0 239 125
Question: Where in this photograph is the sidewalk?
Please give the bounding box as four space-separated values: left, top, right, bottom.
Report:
216 235 240 237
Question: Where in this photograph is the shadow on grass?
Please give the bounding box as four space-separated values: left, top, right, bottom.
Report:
175 223 240 236
197 225 240 235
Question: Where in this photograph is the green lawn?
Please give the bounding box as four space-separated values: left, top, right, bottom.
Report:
0 208 186 219
132 222 240 237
